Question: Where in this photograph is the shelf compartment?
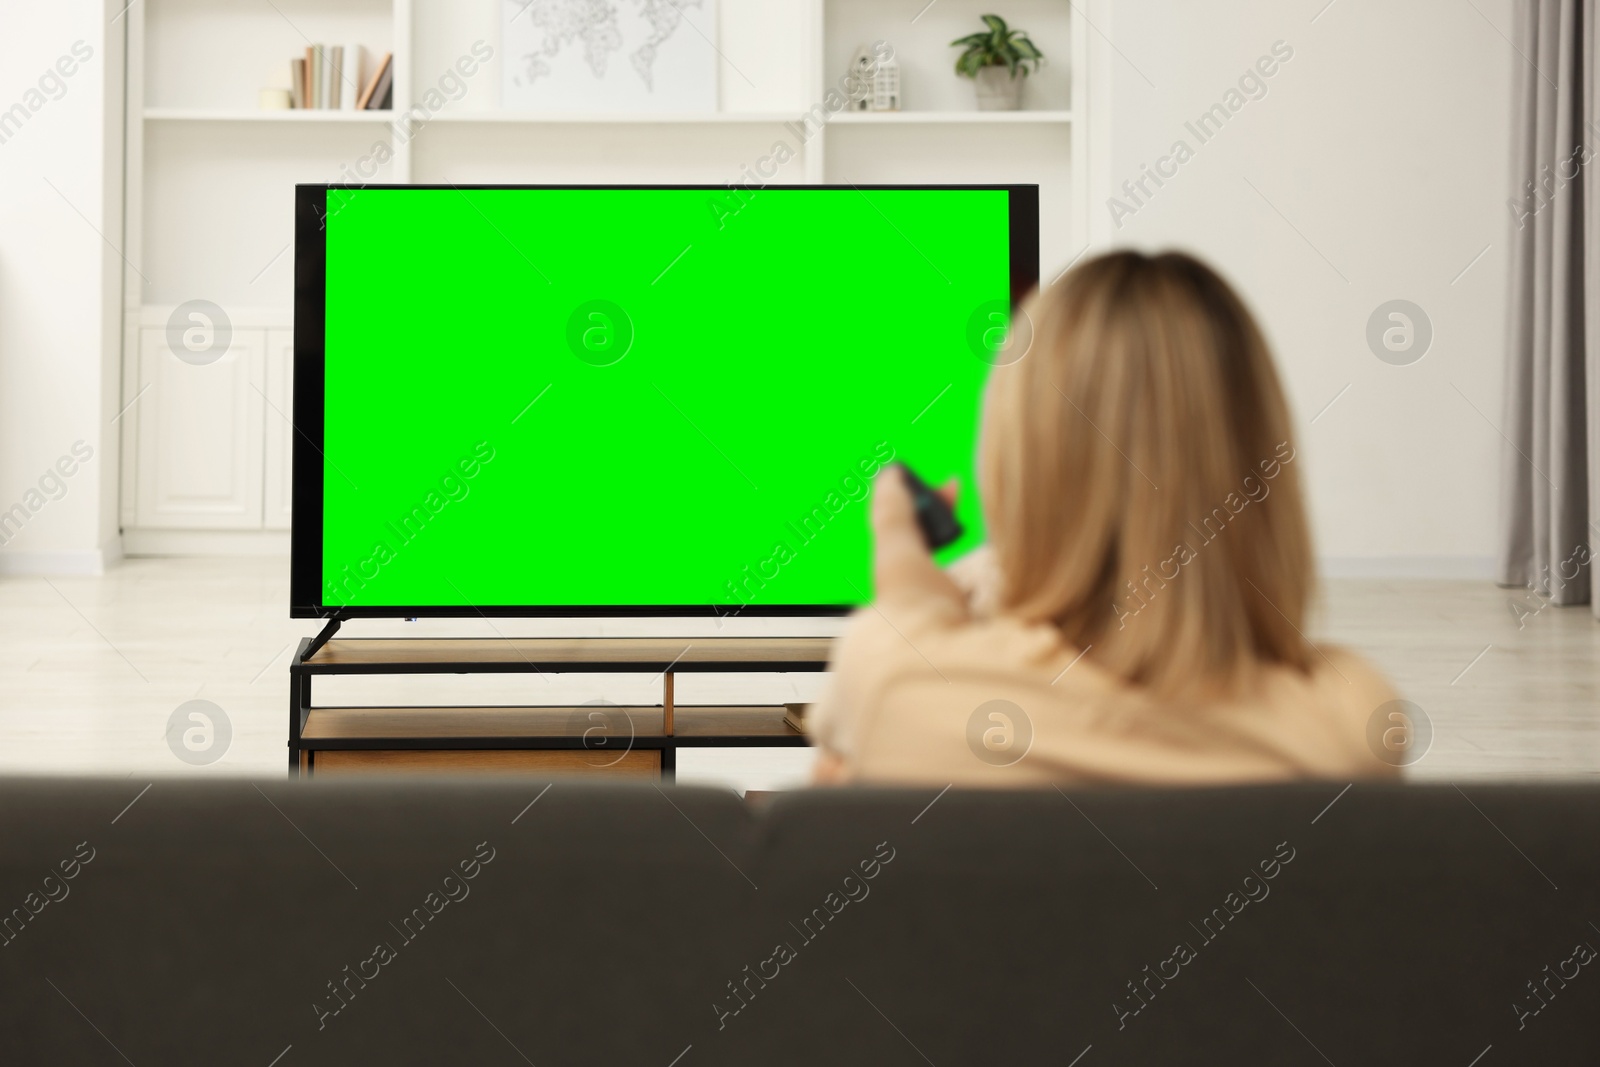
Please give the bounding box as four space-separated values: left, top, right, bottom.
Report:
301 637 834 674
829 110 1072 124
312 749 661 777
144 108 397 122
426 111 802 124
300 705 806 748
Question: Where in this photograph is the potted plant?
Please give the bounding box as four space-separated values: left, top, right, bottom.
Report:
952 15 1045 111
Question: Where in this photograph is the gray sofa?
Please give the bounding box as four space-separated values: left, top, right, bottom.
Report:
1 778 1594 1064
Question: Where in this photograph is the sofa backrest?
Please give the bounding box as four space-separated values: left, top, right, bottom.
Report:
0 778 1594 1064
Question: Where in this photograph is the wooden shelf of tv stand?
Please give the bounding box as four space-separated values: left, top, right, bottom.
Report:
300 637 833 674
300 705 805 745
289 637 828 779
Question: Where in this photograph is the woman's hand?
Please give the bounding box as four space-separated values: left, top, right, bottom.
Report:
870 466 967 614
807 470 968 787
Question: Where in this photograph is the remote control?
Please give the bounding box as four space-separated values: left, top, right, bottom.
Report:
894 462 964 550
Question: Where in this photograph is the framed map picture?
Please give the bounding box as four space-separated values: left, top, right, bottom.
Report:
501 0 720 112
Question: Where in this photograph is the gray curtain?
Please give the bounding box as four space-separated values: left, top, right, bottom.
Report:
1500 0 1600 612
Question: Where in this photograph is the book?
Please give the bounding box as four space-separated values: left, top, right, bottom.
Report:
328 45 344 109
783 703 809 733
340 43 364 110
302 46 313 108
289 58 306 109
310 44 325 109
358 52 393 110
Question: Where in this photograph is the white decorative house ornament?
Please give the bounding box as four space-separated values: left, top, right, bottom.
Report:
846 43 901 112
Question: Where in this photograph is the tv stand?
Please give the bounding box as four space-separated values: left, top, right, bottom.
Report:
287 636 831 779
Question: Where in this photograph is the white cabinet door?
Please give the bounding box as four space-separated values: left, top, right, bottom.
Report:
263 328 294 530
134 325 265 529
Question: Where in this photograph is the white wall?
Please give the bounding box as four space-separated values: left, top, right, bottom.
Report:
0 1 124 574
1105 0 1514 574
0 1 1516 576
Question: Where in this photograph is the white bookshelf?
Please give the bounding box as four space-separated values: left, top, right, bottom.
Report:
119 0 1110 548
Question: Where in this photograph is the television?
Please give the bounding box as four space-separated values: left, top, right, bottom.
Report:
291 183 1039 619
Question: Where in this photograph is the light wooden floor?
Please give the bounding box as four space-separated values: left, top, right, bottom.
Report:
0 558 1594 783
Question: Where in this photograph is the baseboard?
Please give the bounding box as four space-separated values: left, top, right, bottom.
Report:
1319 556 1496 580
0 548 112 576
122 529 291 557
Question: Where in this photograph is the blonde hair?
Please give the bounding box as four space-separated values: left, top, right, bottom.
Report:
980 250 1314 697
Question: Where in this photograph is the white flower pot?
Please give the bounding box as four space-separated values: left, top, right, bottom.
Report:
974 66 1023 111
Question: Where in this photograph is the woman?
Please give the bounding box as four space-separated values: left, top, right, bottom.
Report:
809 250 1400 786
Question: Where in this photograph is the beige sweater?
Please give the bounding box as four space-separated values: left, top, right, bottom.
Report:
808 548 1402 788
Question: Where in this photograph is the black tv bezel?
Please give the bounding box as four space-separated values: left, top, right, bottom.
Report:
291 183 1041 620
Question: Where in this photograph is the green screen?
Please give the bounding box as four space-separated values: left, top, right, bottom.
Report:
320 186 1010 610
